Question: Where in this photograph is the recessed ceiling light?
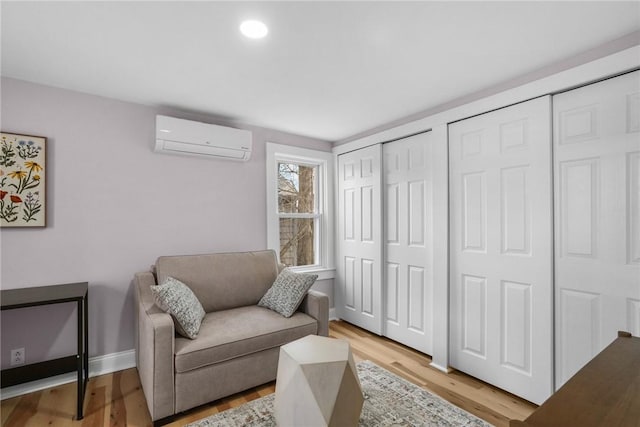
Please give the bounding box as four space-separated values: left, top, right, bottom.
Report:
240 20 268 39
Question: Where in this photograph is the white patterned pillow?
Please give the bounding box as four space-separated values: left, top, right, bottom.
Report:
258 268 318 317
151 277 206 339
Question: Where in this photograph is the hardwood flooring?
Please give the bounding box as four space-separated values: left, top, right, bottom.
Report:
1 320 536 426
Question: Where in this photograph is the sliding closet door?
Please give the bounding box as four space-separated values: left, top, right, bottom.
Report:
554 70 640 387
337 145 383 334
449 96 553 404
383 132 433 354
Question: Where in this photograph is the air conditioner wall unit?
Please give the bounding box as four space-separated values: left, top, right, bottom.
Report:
155 115 253 161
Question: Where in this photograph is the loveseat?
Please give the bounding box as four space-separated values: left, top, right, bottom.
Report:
133 250 329 423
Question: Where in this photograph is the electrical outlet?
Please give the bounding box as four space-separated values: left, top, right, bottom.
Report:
10 348 25 366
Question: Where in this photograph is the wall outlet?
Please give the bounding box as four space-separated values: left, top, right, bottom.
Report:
10 348 25 366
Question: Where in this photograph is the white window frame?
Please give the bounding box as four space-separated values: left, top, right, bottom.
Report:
266 142 335 280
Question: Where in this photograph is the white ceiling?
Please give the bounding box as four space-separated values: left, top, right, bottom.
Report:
2 1 639 142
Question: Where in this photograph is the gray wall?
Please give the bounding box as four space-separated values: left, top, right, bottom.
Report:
0 77 333 368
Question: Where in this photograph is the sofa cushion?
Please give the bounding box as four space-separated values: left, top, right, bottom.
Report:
156 250 279 313
258 269 318 317
174 305 317 373
151 277 206 339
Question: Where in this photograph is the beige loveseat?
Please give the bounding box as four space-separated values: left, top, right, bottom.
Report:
133 250 329 423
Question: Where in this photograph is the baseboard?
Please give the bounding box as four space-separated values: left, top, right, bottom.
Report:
89 349 136 376
329 308 338 321
429 361 453 374
0 349 136 400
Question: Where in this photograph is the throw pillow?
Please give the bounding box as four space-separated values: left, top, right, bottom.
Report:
151 276 206 339
258 268 318 317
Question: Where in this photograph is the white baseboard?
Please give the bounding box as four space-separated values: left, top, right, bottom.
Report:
429 361 453 374
0 349 136 400
329 308 338 321
89 349 136 376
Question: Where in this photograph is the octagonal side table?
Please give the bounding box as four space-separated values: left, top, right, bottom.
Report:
274 334 363 427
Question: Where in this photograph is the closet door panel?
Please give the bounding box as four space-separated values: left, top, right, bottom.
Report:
449 96 553 405
383 132 433 354
337 145 383 334
554 70 640 387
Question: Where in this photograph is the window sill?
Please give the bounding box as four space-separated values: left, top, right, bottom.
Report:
288 267 335 280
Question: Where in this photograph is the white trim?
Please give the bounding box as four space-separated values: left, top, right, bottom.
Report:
430 124 450 371
333 45 640 155
429 362 453 374
0 349 136 400
329 308 338 321
89 349 136 376
266 143 335 271
293 267 335 280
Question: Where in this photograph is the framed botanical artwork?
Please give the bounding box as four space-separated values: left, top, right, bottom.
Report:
0 132 46 227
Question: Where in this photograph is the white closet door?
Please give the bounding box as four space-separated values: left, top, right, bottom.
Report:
554 70 640 387
337 145 383 334
383 132 434 354
449 96 553 405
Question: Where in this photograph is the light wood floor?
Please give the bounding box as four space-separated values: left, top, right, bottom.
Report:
1 321 536 427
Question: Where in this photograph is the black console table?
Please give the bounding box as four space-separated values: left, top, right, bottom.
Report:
1 282 88 420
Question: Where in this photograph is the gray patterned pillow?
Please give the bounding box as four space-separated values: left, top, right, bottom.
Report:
258 268 318 317
151 277 206 339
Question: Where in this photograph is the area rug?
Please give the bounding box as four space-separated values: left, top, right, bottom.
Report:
187 360 492 426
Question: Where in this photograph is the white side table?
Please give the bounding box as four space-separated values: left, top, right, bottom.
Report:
274 335 364 427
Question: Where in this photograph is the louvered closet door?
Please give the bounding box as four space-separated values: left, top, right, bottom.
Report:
337 145 383 334
449 96 553 405
383 132 433 354
554 70 640 388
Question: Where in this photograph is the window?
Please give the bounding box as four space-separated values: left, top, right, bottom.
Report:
278 162 318 267
266 143 334 279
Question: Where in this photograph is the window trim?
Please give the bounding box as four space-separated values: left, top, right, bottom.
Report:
266 142 335 279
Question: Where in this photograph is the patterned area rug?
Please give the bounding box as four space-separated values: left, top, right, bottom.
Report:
187 360 493 427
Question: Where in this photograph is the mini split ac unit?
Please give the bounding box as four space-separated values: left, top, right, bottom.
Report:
155 115 253 161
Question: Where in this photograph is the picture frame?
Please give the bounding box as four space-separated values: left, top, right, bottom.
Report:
0 132 47 227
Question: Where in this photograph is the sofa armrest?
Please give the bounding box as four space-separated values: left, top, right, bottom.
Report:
134 271 175 421
299 290 329 337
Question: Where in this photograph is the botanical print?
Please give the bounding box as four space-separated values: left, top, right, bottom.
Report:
0 132 46 227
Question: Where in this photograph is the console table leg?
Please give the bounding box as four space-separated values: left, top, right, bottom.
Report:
84 292 89 388
77 299 84 420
